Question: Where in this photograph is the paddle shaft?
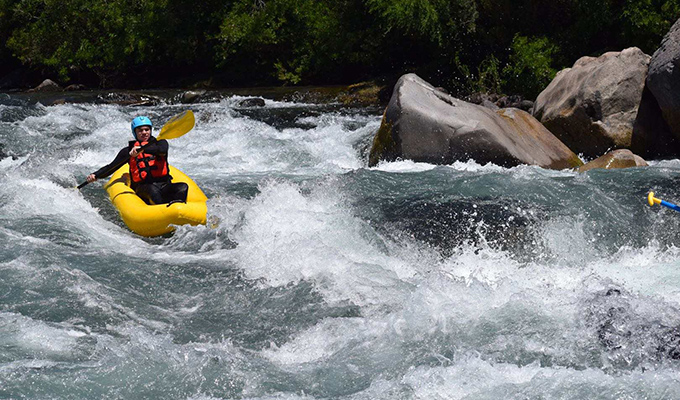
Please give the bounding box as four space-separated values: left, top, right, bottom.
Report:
659 199 680 213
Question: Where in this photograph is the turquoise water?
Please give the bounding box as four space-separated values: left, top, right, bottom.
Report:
2 93 680 399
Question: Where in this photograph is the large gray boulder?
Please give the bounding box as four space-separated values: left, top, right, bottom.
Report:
533 47 650 158
647 18 680 138
630 87 680 158
368 74 583 169
634 17 680 159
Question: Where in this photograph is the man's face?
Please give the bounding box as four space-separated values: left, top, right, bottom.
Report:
135 126 151 142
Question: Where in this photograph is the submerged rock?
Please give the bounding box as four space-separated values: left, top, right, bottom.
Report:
176 90 222 104
369 73 582 169
375 197 537 258
64 84 86 91
236 97 266 108
97 92 161 106
578 149 648 172
181 90 206 104
0 143 17 160
585 287 680 364
533 47 650 158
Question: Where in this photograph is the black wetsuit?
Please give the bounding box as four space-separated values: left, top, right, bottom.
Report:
93 137 188 205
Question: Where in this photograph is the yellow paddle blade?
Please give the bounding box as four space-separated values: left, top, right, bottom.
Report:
648 191 662 206
157 110 195 140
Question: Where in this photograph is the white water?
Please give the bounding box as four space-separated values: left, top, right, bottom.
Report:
2 95 680 399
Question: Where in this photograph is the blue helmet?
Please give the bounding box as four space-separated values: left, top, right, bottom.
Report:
131 116 153 138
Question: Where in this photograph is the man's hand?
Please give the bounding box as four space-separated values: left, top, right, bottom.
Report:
86 174 97 183
129 146 142 157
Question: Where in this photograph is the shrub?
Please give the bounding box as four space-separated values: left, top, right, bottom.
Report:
502 35 558 99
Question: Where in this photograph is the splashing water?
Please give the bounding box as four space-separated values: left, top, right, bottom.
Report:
2 92 680 399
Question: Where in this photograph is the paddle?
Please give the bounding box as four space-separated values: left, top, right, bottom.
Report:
77 110 195 189
647 191 680 213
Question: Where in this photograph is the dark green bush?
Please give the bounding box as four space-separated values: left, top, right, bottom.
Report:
0 0 678 92
503 35 558 100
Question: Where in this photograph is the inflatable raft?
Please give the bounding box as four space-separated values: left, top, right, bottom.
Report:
105 164 207 237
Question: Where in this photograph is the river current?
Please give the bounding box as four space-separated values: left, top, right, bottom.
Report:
2 91 680 399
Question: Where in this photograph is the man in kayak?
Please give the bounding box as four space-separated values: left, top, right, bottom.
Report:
86 116 188 205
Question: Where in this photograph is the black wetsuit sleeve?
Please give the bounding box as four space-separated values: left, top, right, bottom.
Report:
92 147 129 179
142 139 168 155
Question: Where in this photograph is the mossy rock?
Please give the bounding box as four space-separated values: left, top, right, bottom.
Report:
337 81 385 106
368 114 398 167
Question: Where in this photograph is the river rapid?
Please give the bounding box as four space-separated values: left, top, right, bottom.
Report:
2 90 680 399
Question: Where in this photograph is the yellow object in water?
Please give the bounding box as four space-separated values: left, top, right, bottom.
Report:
105 164 207 237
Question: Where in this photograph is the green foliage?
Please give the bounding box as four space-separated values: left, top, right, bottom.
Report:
503 35 558 99
365 0 477 48
470 55 503 94
621 0 680 52
8 0 156 81
5 0 222 85
215 0 358 85
0 0 677 90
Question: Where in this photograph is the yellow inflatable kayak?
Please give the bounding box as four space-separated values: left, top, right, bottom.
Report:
104 164 207 237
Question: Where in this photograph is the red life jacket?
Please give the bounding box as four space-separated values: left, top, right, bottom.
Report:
129 140 169 183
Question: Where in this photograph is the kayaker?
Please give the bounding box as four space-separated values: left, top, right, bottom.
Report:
86 116 188 205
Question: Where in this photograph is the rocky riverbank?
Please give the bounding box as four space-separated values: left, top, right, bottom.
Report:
369 18 680 171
